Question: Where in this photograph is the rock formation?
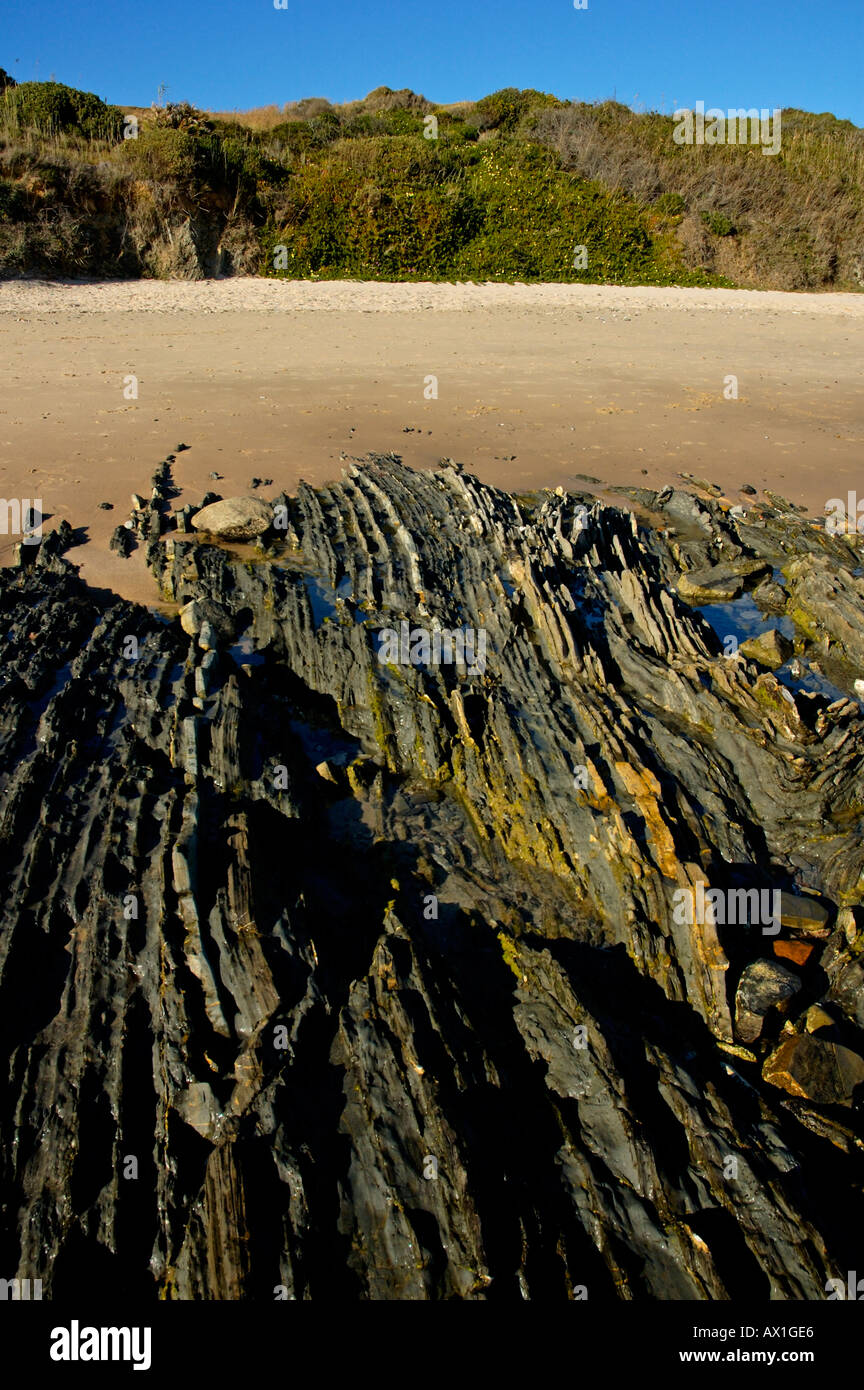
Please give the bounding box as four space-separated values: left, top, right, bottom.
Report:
1 456 863 1300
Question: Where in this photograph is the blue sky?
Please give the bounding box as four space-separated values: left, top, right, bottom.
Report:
4 0 862 125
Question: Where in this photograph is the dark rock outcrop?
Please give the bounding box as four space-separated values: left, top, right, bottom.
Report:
785 556 864 669
1 456 864 1301
677 558 772 604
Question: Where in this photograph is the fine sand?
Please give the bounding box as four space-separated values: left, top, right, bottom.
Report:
1 278 862 605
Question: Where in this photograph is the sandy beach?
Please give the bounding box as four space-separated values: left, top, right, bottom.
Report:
1 277 862 604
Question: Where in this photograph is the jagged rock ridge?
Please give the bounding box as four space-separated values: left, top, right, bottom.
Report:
1 455 863 1300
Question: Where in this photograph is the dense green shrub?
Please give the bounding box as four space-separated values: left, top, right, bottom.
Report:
123 125 201 181
265 121 314 157
376 108 425 137
307 110 342 147
340 112 376 140
121 122 283 198
260 134 710 284
701 209 736 236
1 81 123 140
262 142 482 278
454 145 655 280
470 88 563 133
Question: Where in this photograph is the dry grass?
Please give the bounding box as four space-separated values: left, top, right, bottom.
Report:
208 104 289 131
532 102 864 289
0 121 106 166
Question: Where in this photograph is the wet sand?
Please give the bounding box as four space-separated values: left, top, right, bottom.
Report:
1 278 862 605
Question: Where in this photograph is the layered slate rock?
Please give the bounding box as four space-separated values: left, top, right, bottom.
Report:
677 559 772 604
1 456 864 1302
784 556 864 669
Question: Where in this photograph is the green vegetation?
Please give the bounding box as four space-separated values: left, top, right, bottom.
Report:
2 81 124 141
701 209 736 237
1 80 862 289
259 137 684 283
654 191 686 218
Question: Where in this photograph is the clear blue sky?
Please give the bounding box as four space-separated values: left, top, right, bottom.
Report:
4 0 862 125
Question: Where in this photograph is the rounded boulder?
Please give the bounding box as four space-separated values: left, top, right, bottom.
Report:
191 497 274 541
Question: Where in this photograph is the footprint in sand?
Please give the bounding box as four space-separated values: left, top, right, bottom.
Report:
30 473 70 488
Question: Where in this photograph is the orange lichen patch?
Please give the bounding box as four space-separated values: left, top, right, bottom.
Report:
614 761 679 879
774 939 816 967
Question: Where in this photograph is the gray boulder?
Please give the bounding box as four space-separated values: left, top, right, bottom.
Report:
192 496 274 541
179 598 233 647
735 959 801 1043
